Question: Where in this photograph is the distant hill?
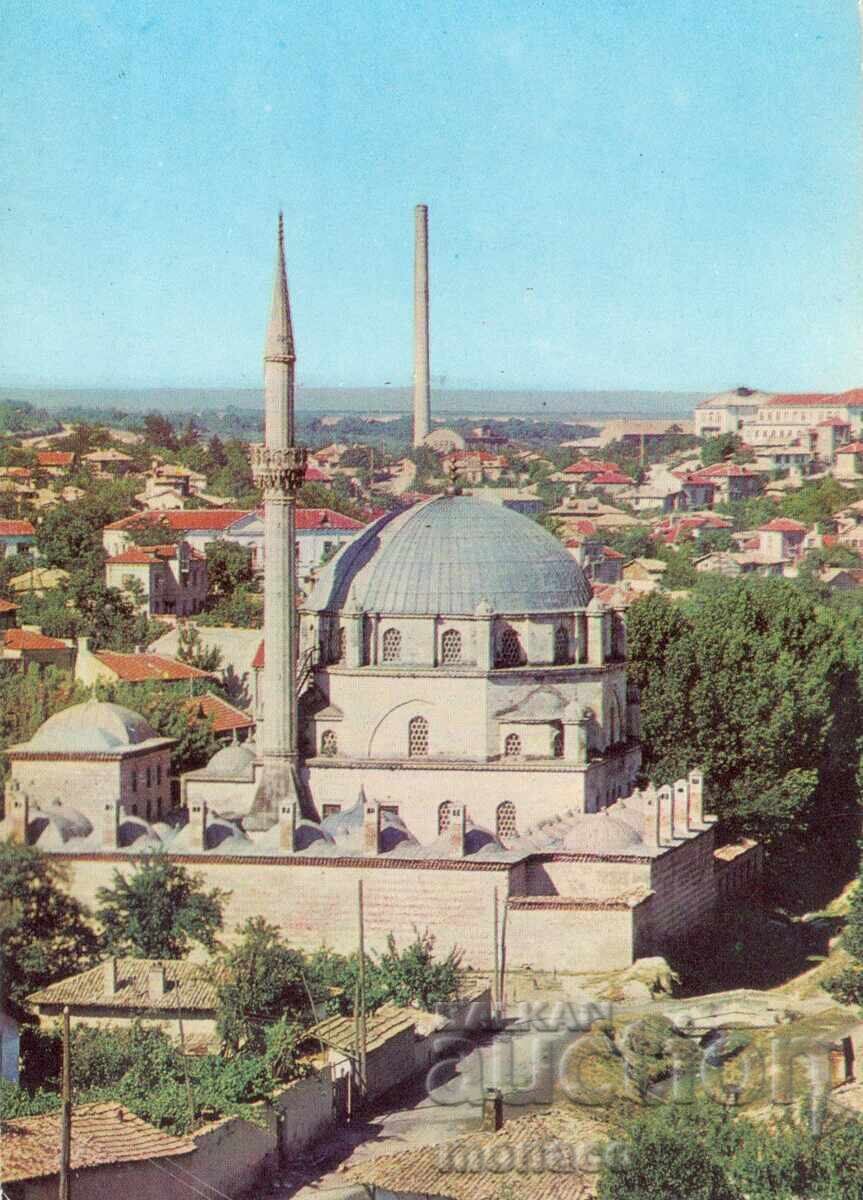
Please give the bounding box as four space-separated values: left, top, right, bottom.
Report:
1 386 707 420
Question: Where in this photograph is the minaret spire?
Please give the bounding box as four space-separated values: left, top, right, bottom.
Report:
252 214 308 817
412 204 431 447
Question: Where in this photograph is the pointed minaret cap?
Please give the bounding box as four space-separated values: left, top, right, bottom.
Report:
265 211 295 362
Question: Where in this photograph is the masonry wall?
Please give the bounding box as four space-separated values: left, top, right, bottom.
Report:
10 749 172 822
522 856 651 899
35 1006 216 1046
504 902 635 972
647 829 718 950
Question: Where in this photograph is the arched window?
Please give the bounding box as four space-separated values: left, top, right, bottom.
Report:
337 626 346 663
438 800 453 834
496 626 523 667
382 627 401 662
554 625 570 664
496 801 517 845
408 715 429 757
441 628 462 665
504 732 522 759
320 729 338 757
552 728 564 758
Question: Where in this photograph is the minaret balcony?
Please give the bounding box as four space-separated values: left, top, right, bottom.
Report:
252 445 308 495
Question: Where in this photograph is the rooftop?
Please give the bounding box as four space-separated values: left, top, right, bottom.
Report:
0 519 35 536
104 509 252 533
0 1103 195 1184
28 958 217 1011
14 700 169 755
4 628 68 652
105 544 205 565
185 692 254 735
93 650 212 683
307 1005 416 1055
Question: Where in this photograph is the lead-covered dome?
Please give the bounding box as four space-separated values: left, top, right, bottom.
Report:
25 700 162 753
306 496 593 616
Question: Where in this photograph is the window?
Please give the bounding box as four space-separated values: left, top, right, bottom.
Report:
438 801 453 833
554 625 569 664
441 628 462 665
320 729 338 757
552 728 564 758
337 626 347 663
408 715 429 757
382 627 401 662
496 801 517 845
381 804 399 816
146 767 152 788
496 626 523 667
322 803 342 819
157 764 162 785
131 770 137 793
504 732 522 759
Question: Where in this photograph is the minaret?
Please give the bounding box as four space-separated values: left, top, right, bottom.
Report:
412 203 431 447
251 214 307 811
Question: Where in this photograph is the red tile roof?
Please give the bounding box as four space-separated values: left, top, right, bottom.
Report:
442 449 501 463
185 692 254 734
691 463 758 479
4 628 68 651
36 451 75 466
0 598 18 613
0 1103 195 1183
104 509 252 532
565 518 598 536
105 544 205 565
601 546 625 559
759 518 808 532
28 958 217 1011
0 520 35 537
817 417 851 427
295 507 364 531
303 465 331 482
251 639 265 669
93 651 212 682
563 458 618 475
590 471 634 485
764 393 834 407
0 467 32 479
836 441 863 454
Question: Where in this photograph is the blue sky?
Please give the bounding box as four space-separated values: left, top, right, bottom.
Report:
1 0 861 393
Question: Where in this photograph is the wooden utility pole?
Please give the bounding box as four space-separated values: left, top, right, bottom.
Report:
492 888 499 1018
59 1006 71 1200
357 880 367 1097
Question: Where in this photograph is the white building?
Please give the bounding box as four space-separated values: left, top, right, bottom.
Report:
694 387 769 439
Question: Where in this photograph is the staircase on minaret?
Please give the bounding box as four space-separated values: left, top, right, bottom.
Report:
251 214 308 815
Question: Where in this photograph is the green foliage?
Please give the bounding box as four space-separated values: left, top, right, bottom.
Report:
125 517 179 546
176 623 223 673
821 966 863 1006
0 1079 61 1117
627 580 859 848
370 930 463 1011
214 918 309 1055
93 678 221 774
196 586 263 628
0 664 87 768
143 413 178 451
35 480 138 572
842 874 863 965
701 434 742 467
0 841 100 1018
95 852 227 959
204 540 254 600
603 526 655 561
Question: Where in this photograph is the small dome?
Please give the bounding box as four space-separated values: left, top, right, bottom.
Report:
306 496 593 616
27 701 160 754
562 811 643 854
202 742 256 780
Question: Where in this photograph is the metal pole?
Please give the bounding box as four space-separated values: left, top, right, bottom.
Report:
59 1006 71 1200
492 888 499 1018
357 879 367 1097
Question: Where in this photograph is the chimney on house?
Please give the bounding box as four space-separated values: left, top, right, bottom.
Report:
673 779 690 838
657 785 673 843
8 787 29 845
188 800 207 851
103 957 117 998
643 789 660 848
688 769 704 825
101 799 119 850
482 1087 504 1132
448 804 467 857
363 796 382 856
279 800 298 851
147 963 166 1002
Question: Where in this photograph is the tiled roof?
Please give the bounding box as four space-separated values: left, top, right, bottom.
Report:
104 509 252 532
36 451 75 466
690 463 758 479
836 441 863 454
4 628 68 651
562 458 618 475
0 519 35 536
758 518 808 532
105 544 205 565
764 392 834 407
93 651 212 682
817 416 851 427
28 958 217 1011
0 598 18 613
347 1109 603 1199
0 1103 196 1183
600 546 625 559
184 692 254 734
308 1005 416 1054
589 471 634 485
295 507 364 531
251 639 264 669
83 449 133 462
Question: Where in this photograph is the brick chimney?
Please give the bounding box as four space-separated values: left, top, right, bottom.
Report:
279 800 298 851
482 1087 504 1132
147 964 166 1002
657 785 673 843
448 804 467 857
363 797 381 856
688 769 704 825
673 779 689 838
103 957 117 998
101 799 119 850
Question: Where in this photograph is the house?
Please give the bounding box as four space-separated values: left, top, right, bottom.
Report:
74 638 214 688
0 1102 197 1199
147 625 264 708
835 441 863 480
0 598 18 630
565 537 625 584
462 487 544 516
184 692 254 742
102 509 253 557
34 450 75 477
598 417 694 448
27 957 218 1048
82 448 135 477
668 472 718 511
440 449 511 484
623 558 668 588
0 519 37 559
686 462 762 504
752 445 816 474
7 566 69 597
224 508 366 579
757 518 808 561
304 1005 419 1104
694 387 769 438
1 628 75 671
105 541 208 618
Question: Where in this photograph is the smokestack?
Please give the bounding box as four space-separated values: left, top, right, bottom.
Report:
413 204 431 447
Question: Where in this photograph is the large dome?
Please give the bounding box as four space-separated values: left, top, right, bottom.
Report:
26 700 162 754
306 496 593 616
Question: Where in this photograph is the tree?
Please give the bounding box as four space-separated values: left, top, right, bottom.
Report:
93 678 221 775
143 412 178 451
176 623 223 673
213 918 309 1055
371 930 463 1011
0 842 100 1019
95 852 227 959
197 587 263 628
701 434 742 467
204 540 254 600
0 664 87 771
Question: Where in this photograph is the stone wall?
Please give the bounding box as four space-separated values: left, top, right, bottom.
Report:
647 827 718 950
504 899 639 972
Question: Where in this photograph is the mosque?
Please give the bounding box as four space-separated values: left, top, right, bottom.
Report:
0 215 761 974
